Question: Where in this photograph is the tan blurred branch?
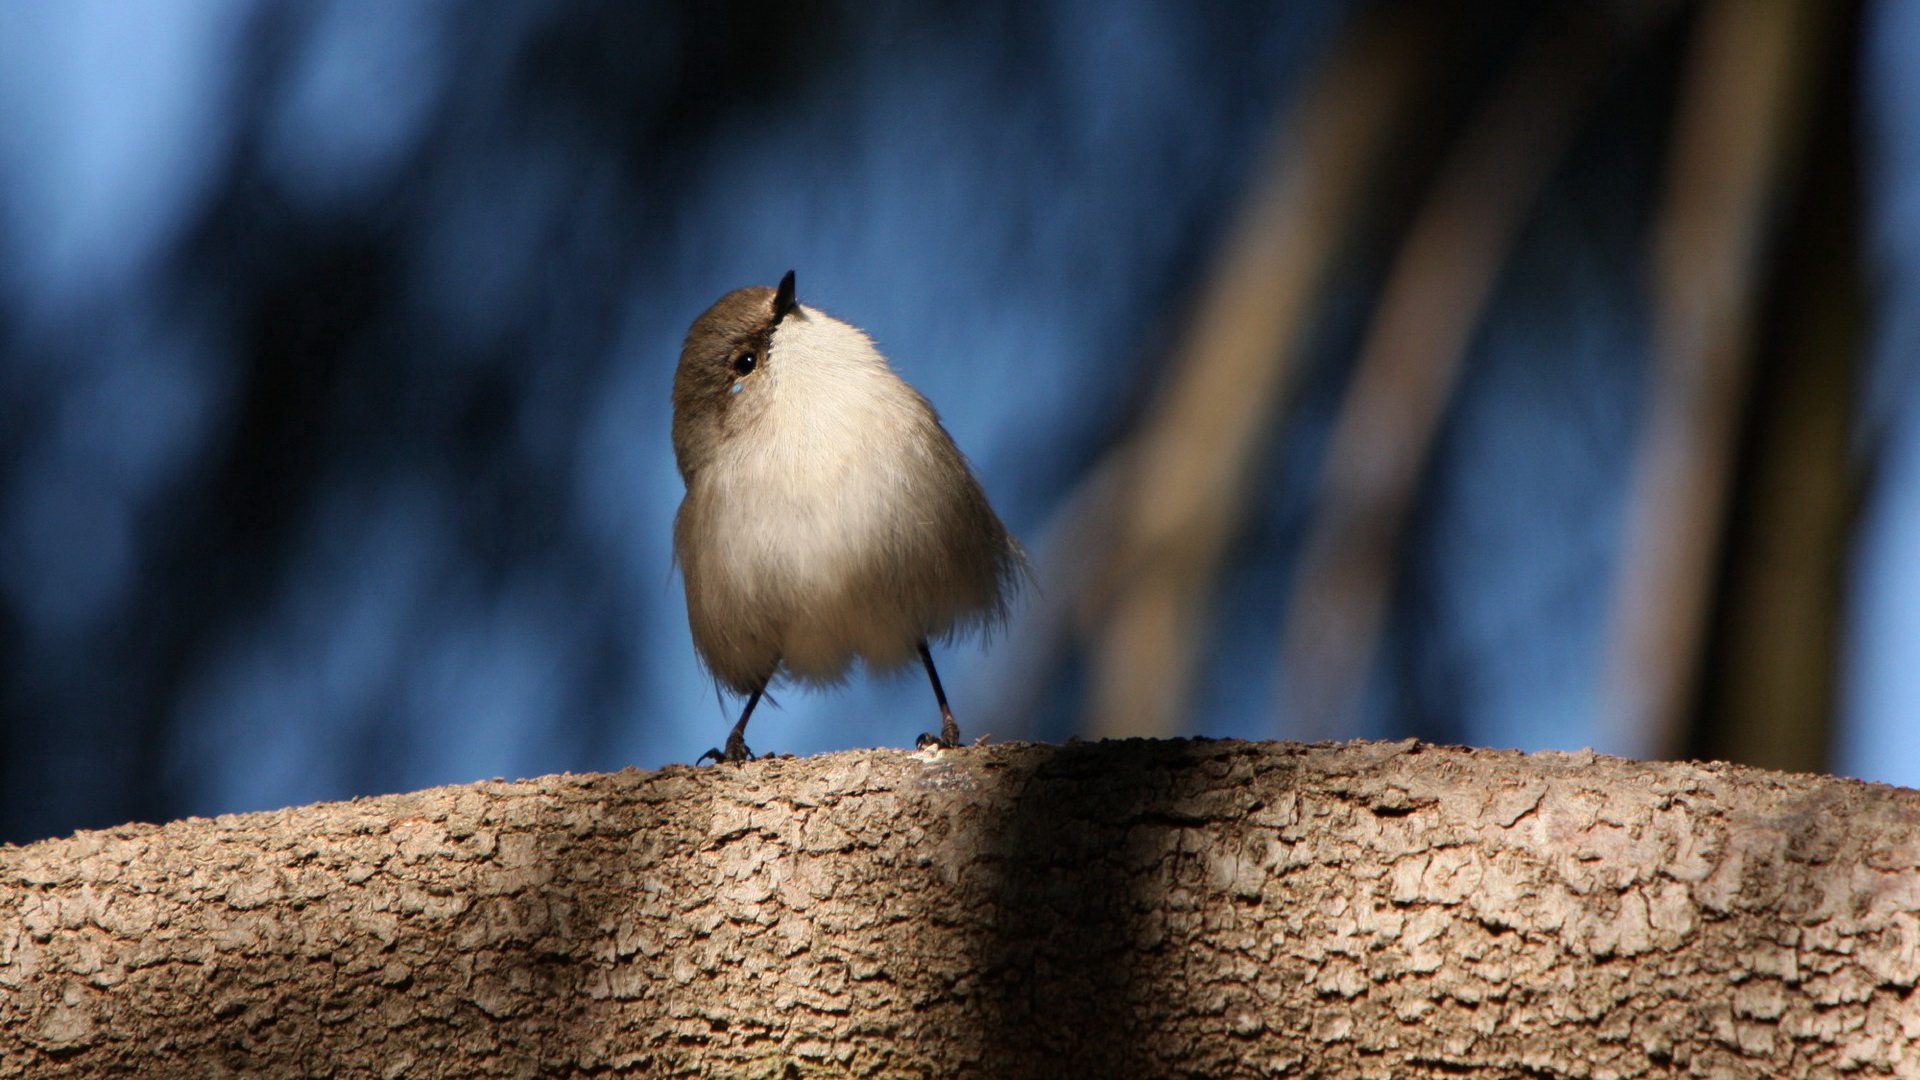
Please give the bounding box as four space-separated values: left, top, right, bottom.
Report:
1081 4 1432 738
1278 4 1673 738
1605 0 1832 760
1699 1 1866 773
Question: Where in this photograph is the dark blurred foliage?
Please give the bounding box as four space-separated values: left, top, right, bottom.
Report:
0 0 1335 841
2 0 851 839
0 0 1903 843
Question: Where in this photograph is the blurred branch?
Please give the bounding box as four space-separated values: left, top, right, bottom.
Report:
1696 1 1866 773
1277 2 1674 738
1604 0 1831 760
1079 2 1433 739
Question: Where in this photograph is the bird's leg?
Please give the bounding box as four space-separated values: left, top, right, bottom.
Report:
914 640 962 750
698 678 768 765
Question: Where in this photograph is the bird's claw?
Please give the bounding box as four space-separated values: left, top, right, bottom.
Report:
915 716 964 751
697 734 755 765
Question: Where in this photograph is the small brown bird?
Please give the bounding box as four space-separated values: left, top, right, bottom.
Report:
672 271 1021 762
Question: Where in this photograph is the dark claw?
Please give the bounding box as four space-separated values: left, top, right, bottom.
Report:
696 733 755 765
915 716 963 751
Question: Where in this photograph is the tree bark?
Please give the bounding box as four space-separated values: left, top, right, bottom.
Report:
2 739 1917 1079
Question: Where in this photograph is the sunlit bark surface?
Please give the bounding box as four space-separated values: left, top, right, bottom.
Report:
3 739 1916 1078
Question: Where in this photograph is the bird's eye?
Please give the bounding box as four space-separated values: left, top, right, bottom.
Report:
731 351 757 376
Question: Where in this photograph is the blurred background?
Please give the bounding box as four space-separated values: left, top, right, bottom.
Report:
0 0 1909 843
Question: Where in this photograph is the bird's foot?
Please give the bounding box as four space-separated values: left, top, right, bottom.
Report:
696 733 755 765
915 716 964 751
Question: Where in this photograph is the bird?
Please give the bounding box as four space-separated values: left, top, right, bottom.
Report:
672 271 1022 763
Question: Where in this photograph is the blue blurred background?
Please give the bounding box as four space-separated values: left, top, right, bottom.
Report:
0 0 1907 843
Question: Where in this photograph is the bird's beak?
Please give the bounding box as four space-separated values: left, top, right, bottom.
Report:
772 270 798 325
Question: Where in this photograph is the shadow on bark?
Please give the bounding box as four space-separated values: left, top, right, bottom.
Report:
975 739 1307 1078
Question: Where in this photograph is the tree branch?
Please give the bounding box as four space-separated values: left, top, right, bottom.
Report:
3 740 1917 1077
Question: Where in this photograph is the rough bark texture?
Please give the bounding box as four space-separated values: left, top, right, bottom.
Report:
2 739 1918 1078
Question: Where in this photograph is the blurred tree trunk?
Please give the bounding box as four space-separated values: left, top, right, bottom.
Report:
1605 0 1835 761
4 741 1919 1078
1279 1 1673 738
1084 1 1436 739
1695 0 1867 774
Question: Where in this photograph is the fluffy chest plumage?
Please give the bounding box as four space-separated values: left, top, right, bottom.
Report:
694 311 932 596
